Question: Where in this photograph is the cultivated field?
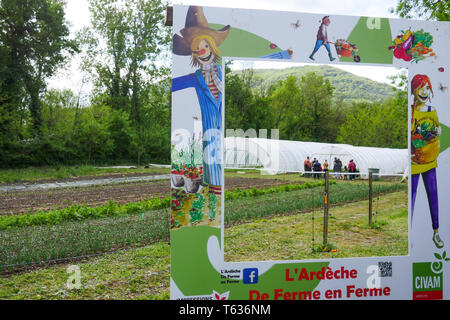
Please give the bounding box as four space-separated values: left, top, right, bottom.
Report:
0 167 408 299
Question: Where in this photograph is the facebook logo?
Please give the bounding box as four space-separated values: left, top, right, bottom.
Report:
243 268 259 284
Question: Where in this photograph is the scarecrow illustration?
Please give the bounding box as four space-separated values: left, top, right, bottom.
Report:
309 16 336 62
172 6 229 195
410 74 443 249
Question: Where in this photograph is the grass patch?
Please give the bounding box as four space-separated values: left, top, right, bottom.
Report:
224 190 408 262
0 243 170 300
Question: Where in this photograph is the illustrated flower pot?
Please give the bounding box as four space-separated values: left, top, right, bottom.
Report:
184 177 201 193
171 174 185 187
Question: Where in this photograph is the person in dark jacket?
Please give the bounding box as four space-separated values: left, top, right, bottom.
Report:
313 159 322 179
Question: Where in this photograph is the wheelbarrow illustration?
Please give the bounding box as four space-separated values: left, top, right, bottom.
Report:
331 39 360 62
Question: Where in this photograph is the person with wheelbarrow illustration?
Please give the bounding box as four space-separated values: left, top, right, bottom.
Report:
309 16 336 62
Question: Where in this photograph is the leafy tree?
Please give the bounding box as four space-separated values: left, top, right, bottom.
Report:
40 89 79 163
140 78 171 164
107 109 137 161
269 76 309 140
391 0 449 21
297 72 335 142
80 0 170 120
337 100 408 148
73 105 114 164
78 0 171 165
0 0 78 136
225 68 274 133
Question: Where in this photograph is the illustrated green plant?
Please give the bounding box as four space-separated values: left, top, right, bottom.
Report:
188 194 205 224
192 194 205 211
207 193 218 220
189 209 203 224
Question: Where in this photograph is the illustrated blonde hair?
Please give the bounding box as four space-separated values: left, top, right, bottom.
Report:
190 34 221 67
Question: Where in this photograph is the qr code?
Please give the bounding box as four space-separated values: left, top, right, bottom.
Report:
378 261 393 277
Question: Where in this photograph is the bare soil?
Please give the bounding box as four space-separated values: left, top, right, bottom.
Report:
0 176 295 215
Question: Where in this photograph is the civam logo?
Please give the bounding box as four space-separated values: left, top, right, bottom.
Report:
243 268 259 284
412 261 443 300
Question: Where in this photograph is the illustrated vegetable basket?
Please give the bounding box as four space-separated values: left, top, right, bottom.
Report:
332 39 360 62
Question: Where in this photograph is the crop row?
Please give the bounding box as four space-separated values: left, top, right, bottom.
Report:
0 181 329 230
0 181 406 270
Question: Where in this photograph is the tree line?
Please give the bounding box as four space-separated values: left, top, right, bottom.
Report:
225 65 408 149
0 0 446 168
0 0 171 167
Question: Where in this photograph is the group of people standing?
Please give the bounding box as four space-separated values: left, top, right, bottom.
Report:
303 156 357 180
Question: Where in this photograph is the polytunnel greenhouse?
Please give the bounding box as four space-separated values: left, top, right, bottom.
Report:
224 137 408 178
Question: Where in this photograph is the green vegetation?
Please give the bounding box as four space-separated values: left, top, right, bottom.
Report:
0 243 171 300
226 65 407 147
0 181 328 230
391 0 449 21
225 190 408 262
0 0 171 168
0 198 169 230
225 180 332 200
0 190 407 299
1 0 408 169
225 180 406 224
0 209 170 269
240 65 396 103
0 180 406 271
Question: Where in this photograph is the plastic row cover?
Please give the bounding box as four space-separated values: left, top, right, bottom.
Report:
224 137 408 177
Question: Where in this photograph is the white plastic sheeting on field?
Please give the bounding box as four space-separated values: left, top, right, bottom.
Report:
224 137 408 178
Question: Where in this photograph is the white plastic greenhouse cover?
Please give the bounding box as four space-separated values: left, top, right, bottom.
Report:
224 137 408 178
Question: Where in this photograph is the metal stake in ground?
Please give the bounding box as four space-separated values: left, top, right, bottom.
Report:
323 171 329 245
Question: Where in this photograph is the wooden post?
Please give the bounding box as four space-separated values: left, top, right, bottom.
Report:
369 172 373 225
323 171 329 245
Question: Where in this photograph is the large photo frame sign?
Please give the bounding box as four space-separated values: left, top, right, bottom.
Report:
170 5 450 300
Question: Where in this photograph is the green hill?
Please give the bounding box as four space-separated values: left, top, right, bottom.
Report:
233 65 396 104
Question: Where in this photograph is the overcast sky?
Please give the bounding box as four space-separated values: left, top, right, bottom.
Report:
49 0 404 93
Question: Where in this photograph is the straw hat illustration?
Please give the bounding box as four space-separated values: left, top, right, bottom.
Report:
173 6 231 56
